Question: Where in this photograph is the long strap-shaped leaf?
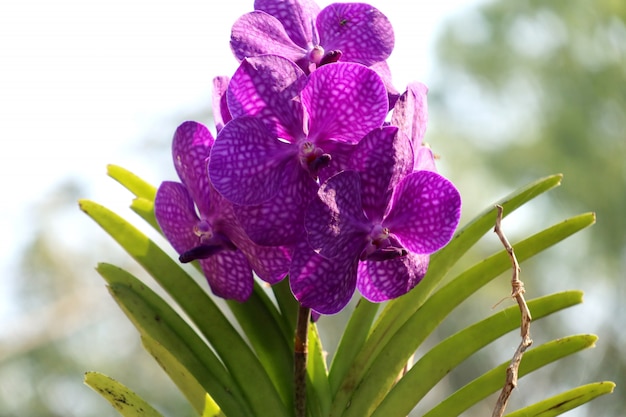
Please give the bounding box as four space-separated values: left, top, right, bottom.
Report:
331 212 595 417
504 382 615 417
98 262 248 416
370 291 585 416
84 371 165 417
80 199 290 417
359 174 563 381
141 335 227 417
422 334 599 417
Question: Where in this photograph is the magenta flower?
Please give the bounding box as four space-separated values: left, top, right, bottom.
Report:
208 55 389 246
154 121 290 301
231 0 394 73
290 127 461 314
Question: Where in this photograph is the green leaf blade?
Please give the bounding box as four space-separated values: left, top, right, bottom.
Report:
503 381 615 417
84 371 165 417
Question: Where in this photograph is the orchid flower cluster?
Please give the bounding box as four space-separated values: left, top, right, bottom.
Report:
154 0 462 315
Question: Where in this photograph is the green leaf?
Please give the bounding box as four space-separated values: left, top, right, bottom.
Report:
364 174 563 376
424 334 599 417
141 335 226 417
371 291 585 417
328 298 379 396
130 196 159 231
272 278 300 337
84 371 165 417
107 164 157 201
80 200 290 417
306 323 332 417
99 263 250 416
332 212 595 417
503 381 615 417
226 285 295 410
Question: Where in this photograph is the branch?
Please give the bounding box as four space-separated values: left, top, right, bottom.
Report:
491 205 533 417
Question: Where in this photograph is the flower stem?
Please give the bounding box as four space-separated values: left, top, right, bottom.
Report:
294 305 311 417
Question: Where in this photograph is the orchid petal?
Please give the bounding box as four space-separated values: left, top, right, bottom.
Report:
154 181 200 255
317 3 394 66
209 117 294 205
414 146 437 172
234 160 318 247
303 62 388 143
391 82 429 147
370 60 400 108
227 55 307 137
349 126 413 221
199 251 254 302
231 11 306 63
290 241 360 314
306 170 369 258
384 170 461 254
254 0 321 48
212 76 232 132
357 252 429 302
171 121 214 215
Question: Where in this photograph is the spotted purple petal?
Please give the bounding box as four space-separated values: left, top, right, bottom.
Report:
348 126 413 222
305 170 369 258
198 250 254 302
212 76 232 133
254 0 321 48
357 252 429 302
231 11 305 64
302 62 388 144
171 121 215 215
414 146 437 172
383 170 461 254
234 160 318 247
316 3 394 66
227 55 307 138
209 116 294 205
370 61 400 109
391 82 429 148
154 181 200 255
290 240 360 314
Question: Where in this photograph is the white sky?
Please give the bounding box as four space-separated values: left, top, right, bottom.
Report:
0 0 476 315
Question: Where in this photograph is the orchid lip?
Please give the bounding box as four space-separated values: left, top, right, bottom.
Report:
179 231 238 263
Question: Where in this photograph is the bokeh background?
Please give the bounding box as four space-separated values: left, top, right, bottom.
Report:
1 0 624 416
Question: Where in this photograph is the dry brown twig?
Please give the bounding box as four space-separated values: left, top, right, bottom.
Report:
491 205 533 417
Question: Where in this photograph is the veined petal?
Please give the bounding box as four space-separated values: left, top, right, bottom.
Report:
303 62 388 143
349 126 413 221
212 76 231 133
172 121 214 215
357 252 429 302
227 55 307 138
290 241 360 314
384 171 461 254
414 146 437 172
391 82 429 147
209 116 294 205
306 170 369 258
370 61 400 109
199 250 254 302
231 11 306 63
317 3 394 66
154 181 201 255
254 0 321 48
234 161 318 247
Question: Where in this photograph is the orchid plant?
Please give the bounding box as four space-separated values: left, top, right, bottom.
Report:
79 1 614 416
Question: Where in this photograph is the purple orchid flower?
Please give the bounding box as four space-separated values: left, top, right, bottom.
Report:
231 0 395 73
290 126 461 314
154 121 290 302
208 54 389 246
